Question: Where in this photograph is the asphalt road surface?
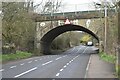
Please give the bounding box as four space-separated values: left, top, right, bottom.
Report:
1 45 95 78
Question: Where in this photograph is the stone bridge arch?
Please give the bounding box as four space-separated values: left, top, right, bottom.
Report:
40 24 99 55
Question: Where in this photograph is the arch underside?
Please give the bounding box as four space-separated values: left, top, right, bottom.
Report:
40 24 99 54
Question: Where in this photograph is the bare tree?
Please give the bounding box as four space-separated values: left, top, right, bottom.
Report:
93 0 119 11
34 0 62 14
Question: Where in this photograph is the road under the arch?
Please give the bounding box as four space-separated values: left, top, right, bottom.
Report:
40 24 99 55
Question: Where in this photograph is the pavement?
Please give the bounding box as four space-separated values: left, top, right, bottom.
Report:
86 54 116 78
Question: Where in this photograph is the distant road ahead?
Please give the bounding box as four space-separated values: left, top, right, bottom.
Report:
2 45 95 78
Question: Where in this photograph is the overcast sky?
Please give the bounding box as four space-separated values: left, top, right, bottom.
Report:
34 0 100 4
33 0 101 13
33 0 116 13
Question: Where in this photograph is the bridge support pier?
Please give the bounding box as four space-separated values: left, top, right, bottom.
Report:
40 41 51 55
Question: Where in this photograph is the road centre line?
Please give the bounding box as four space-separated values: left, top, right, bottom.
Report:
14 67 37 78
56 55 80 77
71 60 74 62
69 61 72 63
66 63 69 65
63 65 67 68
60 69 63 71
42 61 53 66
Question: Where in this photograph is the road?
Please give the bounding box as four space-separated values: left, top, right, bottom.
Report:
1 45 95 78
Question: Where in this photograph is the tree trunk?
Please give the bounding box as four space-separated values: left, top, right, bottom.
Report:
117 1 120 77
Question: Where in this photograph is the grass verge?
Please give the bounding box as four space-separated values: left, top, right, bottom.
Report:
116 65 120 78
99 52 116 64
0 51 33 63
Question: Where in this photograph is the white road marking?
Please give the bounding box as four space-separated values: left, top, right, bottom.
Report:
35 60 38 61
71 60 74 62
66 63 69 65
76 48 81 53
73 58 76 60
42 61 53 66
55 57 62 60
70 47 75 52
84 55 92 78
56 55 80 77
69 61 72 63
28 61 32 63
20 63 24 66
0 69 4 72
86 55 91 71
63 55 67 57
10 66 16 69
73 55 79 60
83 47 89 53
63 65 67 68
14 67 37 78
56 73 60 77
60 69 63 71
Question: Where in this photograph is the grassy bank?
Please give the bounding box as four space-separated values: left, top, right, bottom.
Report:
99 52 116 64
0 51 33 63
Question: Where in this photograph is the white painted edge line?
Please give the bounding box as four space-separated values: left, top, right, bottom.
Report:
55 57 62 60
0 69 4 72
84 55 92 78
14 67 37 78
42 61 53 66
56 73 60 77
10 66 16 69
